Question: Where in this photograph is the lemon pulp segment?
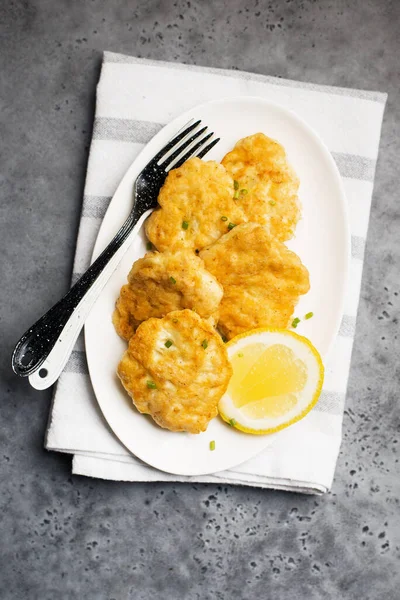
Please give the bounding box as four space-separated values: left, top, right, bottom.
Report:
228 343 307 418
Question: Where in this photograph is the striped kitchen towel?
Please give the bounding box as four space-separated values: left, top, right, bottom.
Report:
46 51 387 494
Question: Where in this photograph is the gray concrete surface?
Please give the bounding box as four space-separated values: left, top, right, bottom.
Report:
1 1 399 598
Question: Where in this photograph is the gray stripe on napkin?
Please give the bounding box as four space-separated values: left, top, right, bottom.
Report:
351 236 366 260
339 315 356 338
331 152 375 182
92 117 373 182
93 118 162 143
82 195 113 219
103 52 386 104
64 350 88 375
314 390 345 414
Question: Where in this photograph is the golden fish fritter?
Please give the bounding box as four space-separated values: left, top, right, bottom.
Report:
200 223 310 340
117 310 232 433
113 250 223 341
221 133 300 241
145 157 246 252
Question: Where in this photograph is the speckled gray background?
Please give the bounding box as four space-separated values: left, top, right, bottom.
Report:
1 1 399 598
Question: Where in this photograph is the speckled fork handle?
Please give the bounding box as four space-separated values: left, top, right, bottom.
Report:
12 209 151 390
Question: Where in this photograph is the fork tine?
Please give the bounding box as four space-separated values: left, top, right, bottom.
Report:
165 132 214 172
159 126 208 168
151 120 202 164
196 137 220 159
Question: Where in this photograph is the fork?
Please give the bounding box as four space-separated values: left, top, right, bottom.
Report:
12 120 219 389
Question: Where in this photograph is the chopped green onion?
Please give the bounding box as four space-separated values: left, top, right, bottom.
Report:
221 216 228 222
269 200 276 206
222 335 228 343
234 180 239 191
233 190 240 199
291 317 301 328
182 220 189 230
229 418 236 427
240 189 248 195
209 440 216 451
146 241 154 251
228 222 237 230
238 353 244 358
305 312 314 320
147 380 157 389
164 340 173 348
201 339 208 349
172 318 178 323
169 276 176 284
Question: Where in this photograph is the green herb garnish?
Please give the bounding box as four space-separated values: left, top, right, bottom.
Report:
234 180 239 191
221 216 228 222
164 340 173 348
146 241 154 251
229 419 236 427
291 317 301 328
169 276 176 284
182 220 189 230
233 190 240 199
269 200 276 206
201 339 208 349
240 189 248 195
228 222 237 230
305 312 314 320
209 440 216 451
238 353 244 358
147 381 157 389
172 318 178 323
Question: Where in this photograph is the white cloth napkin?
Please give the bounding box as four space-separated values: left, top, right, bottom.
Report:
46 51 387 494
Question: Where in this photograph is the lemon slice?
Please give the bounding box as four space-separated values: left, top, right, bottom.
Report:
219 328 324 435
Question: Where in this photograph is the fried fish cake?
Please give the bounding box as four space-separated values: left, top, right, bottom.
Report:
145 157 246 252
200 223 310 340
117 310 232 433
221 133 300 241
113 249 223 341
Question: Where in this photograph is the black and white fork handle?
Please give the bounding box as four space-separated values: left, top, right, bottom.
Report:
12 209 152 390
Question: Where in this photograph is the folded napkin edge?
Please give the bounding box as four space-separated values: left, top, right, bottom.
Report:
71 454 327 494
102 50 388 104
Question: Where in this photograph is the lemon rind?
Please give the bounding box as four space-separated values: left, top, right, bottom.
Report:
219 327 325 435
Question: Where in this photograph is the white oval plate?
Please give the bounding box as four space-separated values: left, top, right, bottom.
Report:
85 97 350 477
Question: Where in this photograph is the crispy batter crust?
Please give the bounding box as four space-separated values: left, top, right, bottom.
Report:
145 157 246 252
113 249 223 340
200 223 310 340
117 310 232 433
222 133 300 241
